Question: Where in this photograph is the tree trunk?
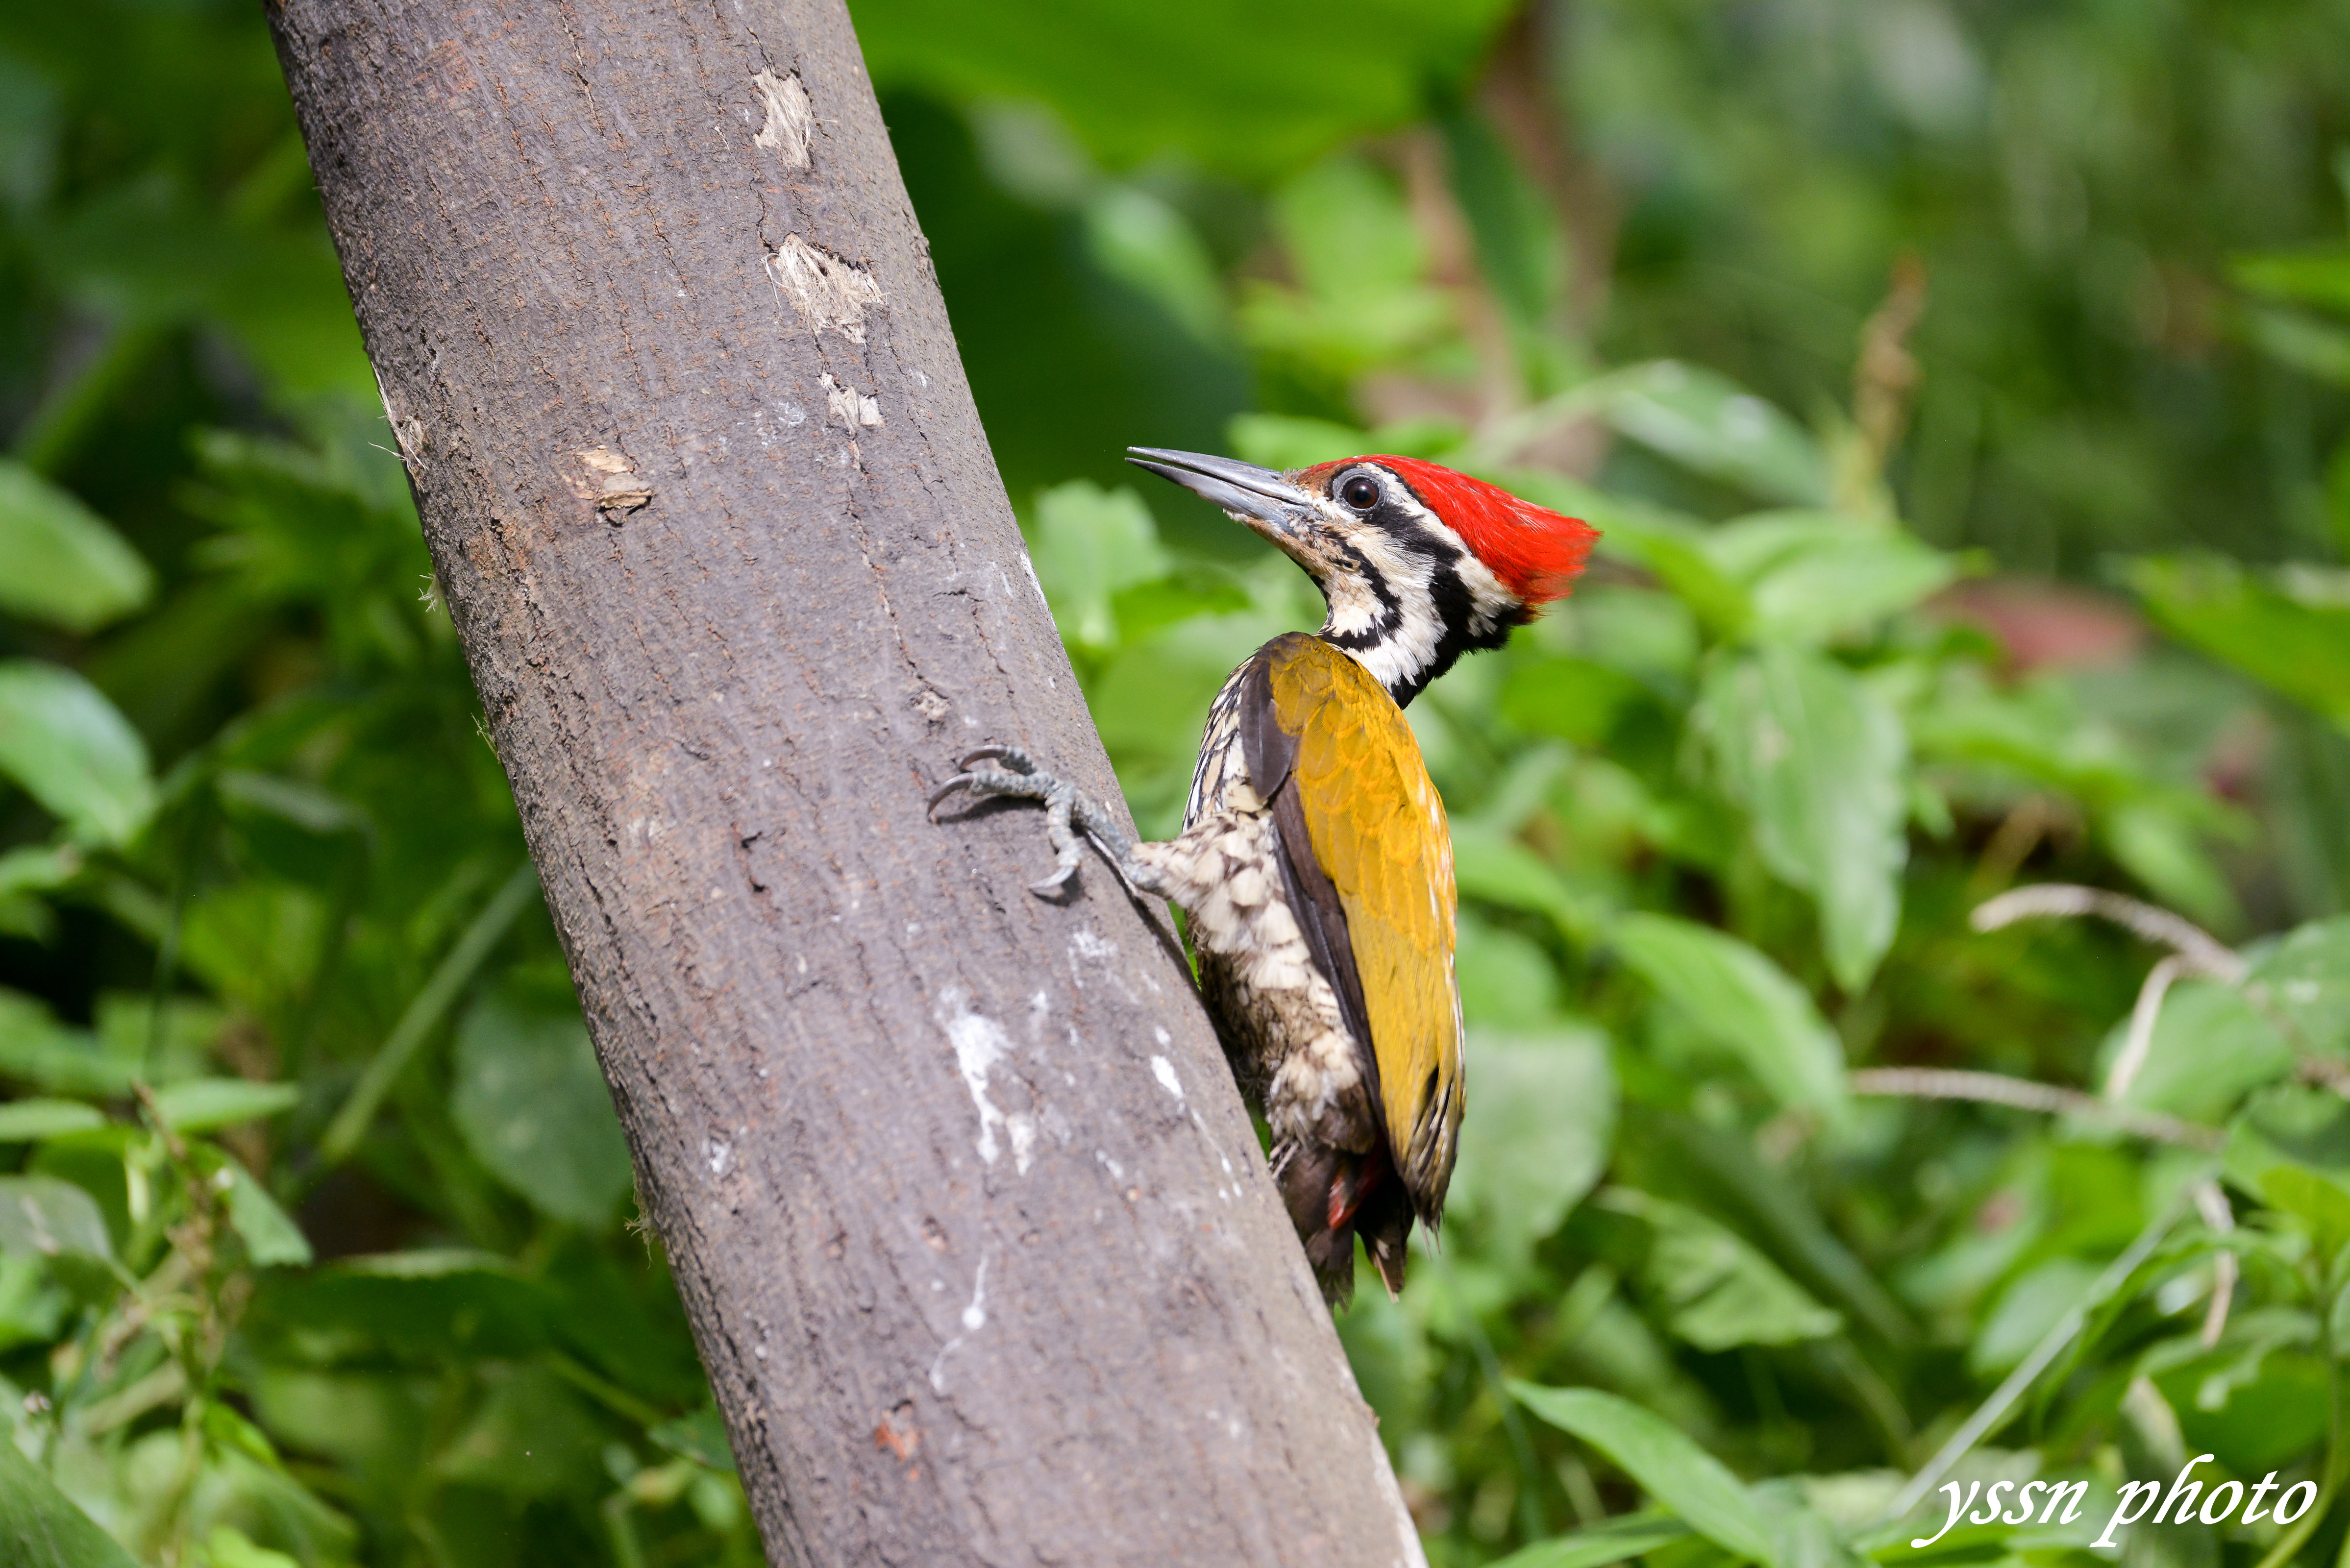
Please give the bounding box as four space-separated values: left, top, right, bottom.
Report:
265 3 1425 1564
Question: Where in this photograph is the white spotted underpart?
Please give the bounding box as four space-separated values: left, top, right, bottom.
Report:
1133 664 1370 1157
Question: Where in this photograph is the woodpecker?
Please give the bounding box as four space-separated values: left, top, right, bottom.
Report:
932 449 1594 1302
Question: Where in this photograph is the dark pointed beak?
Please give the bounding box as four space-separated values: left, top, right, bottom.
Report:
1125 447 1314 538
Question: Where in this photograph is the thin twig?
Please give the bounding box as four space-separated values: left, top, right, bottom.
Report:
2193 1181 2237 1349
2105 954 2185 1100
1849 1067 2222 1151
1971 884 2244 980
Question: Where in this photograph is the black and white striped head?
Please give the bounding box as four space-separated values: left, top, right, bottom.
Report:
1126 448 1597 706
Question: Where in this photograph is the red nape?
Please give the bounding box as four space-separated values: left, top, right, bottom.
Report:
1300 455 1598 606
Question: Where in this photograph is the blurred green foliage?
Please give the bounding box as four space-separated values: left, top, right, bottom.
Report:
2 2 2350 1567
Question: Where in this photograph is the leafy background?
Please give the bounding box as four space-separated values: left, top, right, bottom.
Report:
3 2 2350 1567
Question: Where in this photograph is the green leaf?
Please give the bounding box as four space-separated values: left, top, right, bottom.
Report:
2236 303 2350 387
198 1526 303 1568
0 1100 104 1142
1599 1188 1843 1350
854 0 1514 179
1451 1028 1617 1262
1108 569 1251 646
1489 1513 1692 1568
1082 186 1227 344
1511 1383 1779 1567
151 1078 300 1133
216 1156 313 1267
2234 246 2350 315
1227 412 1369 470
1028 481 1171 654
451 988 633 1228
1501 655 1646 746
0 461 153 633
650 1406 740 1475
2261 1165 2350 1263
0 661 156 846
1610 913 1847 1117
0 1175 112 1260
0 1438 143 1568
1695 647 1907 989
1439 103 1565 355
1240 157 1456 377
1452 821 1602 945
253 1249 554 1361
1705 512 1959 644
214 768 368 837
2126 556 2350 731
2100 800 2241 933
434 1363 606 1497
2107 981 2292 1122
2251 916 2350 1053
1969 1257 2100 1376
0 990 135 1097
0 843 79 901
1591 363 1829 507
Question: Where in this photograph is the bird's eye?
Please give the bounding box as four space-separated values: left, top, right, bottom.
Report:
1339 474 1381 511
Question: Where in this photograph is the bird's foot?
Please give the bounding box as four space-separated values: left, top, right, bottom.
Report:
928 746 1137 898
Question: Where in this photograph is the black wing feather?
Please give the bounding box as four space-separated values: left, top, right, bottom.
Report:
1237 638 1384 1117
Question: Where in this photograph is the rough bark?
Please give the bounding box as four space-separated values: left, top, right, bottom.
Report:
265 3 1425 1564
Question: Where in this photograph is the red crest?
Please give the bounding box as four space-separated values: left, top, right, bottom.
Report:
1299 456 1597 605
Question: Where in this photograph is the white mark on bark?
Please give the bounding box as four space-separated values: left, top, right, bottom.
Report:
766 233 885 342
820 372 883 429
1151 1056 1183 1099
749 69 813 168
1017 551 1050 611
938 988 1015 1168
928 1251 992 1392
704 1137 731 1177
1095 1150 1125 1179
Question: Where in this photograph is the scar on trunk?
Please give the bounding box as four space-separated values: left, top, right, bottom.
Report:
569 445 653 516
766 234 886 343
750 69 814 169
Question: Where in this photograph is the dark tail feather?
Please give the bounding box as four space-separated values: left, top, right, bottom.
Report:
1359 1180 1415 1299
1273 1140 1416 1305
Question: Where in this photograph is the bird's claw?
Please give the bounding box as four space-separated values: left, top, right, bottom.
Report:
957 743 1038 776
1026 786 1085 898
928 745 1094 900
926 757 1047 817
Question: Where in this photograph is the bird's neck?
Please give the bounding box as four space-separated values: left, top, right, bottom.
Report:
1311 565 1504 709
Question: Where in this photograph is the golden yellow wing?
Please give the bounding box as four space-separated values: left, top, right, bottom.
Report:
1249 634 1464 1222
